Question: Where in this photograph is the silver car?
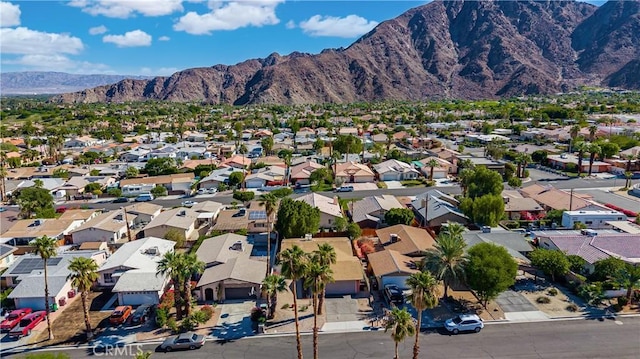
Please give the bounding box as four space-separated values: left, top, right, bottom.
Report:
159 332 206 351
444 314 484 334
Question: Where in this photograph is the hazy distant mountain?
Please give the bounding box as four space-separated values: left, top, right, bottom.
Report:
53 0 640 105
0 71 153 95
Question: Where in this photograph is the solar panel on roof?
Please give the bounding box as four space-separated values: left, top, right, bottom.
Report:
248 211 267 220
11 257 63 274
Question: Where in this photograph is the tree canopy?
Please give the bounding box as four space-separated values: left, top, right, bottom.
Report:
15 186 54 218
275 198 320 238
464 166 504 199
144 158 178 176
466 242 517 307
384 208 415 226
529 249 570 281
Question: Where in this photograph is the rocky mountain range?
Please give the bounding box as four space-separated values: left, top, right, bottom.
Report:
53 0 640 105
0 72 152 95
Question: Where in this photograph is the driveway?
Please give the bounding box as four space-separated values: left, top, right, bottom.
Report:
351 183 378 191
211 300 256 340
321 297 367 332
497 290 548 321
383 181 404 189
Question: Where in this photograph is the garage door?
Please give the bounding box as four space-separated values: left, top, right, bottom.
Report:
120 293 159 306
382 276 409 290
225 287 254 300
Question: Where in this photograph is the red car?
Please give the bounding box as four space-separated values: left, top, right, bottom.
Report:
1 308 33 332
9 311 46 339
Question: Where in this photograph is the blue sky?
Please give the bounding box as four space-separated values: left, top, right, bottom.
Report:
0 1 604 76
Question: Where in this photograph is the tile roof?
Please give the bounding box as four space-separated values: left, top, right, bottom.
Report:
520 184 591 211
71 210 136 233
373 159 419 175
144 208 198 231
334 162 375 177
58 209 99 221
281 237 364 281
195 233 251 266
124 202 164 216
2 218 77 239
295 193 343 218
120 173 194 186
540 233 640 264
375 225 437 255
211 209 249 231
367 249 420 277
196 257 266 286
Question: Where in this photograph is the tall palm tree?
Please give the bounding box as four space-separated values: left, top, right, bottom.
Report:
441 221 466 239
587 142 601 176
157 252 185 319
33 235 58 340
574 141 588 176
67 257 99 340
588 125 598 141
407 272 439 359
426 159 439 181
384 307 416 359
262 274 287 318
180 253 205 317
259 193 279 275
314 243 336 315
304 261 333 359
279 245 308 359
422 233 467 299
279 149 293 186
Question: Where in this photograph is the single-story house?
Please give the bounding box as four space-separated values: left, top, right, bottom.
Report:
462 231 534 263
375 225 437 257
373 159 420 181
281 237 364 298
519 184 602 212
143 208 202 242
0 243 18 270
547 154 611 173
455 155 505 175
244 166 285 188
411 190 469 227
120 173 194 196
561 210 627 229
198 167 244 190
413 157 452 179
3 250 107 310
0 218 80 247
502 190 545 221
97 237 175 305
124 202 163 226
289 161 324 185
191 201 224 225
295 193 343 229
195 233 266 301
70 210 137 244
367 249 420 290
352 195 404 228
334 162 375 183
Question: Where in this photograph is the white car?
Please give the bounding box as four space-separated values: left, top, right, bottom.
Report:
181 200 197 208
444 314 484 334
207 188 217 194
197 188 207 195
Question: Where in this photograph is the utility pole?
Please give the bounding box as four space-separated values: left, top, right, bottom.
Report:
422 194 430 228
569 188 574 211
123 207 133 242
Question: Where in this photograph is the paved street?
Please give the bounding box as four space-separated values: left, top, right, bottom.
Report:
12 317 640 358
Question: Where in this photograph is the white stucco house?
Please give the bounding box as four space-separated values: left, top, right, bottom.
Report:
373 159 420 181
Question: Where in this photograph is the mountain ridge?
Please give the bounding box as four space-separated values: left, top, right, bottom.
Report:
52 0 640 104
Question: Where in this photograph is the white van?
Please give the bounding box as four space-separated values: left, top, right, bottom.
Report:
135 193 155 202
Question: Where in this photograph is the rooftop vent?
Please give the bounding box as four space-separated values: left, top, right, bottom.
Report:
229 241 244 251
177 210 186 217
144 246 159 255
390 234 399 243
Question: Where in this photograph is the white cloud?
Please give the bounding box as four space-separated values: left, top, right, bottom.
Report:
89 25 108 35
158 36 171 41
299 14 378 38
103 30 152 47
2 54 110 73
0 1 21 27
0 27 84 55
285 20 295 29
174 0 283 35
69 0 183 19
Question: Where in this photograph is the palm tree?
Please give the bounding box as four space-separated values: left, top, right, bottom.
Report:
279 245 308 359
426 158 439 181
422 233 467 299
157 252 185 319
407 271 439 359
385 132 394 159
623 154 635 188
384 307 416 359
259 193 279 275
587 142 601 176
514 153 525 179
34 235 58 340
441 221 466 239
588 125 598 141
67 257 99 340
574 141 588 176
278 149 293 186
314 243 336 315
521 153 532 178
262 274 287 318
304 261 333 359
180 253 205 317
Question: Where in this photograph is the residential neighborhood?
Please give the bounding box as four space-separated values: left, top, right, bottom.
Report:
1 95 639 358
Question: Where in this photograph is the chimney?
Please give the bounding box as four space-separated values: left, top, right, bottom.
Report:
333 196 339 205
390 234 399 243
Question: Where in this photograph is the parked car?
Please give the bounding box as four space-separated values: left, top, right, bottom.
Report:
384 284 404 304
55 206 68 213
334 185 354 192
160 332 206 352
8 311 46 339
207 188 218 194
1 308 33 332
113 197 129 203
135 193 154 202
109 306 133 325
181 200 197 208
130 304 152 326
444 314 484 334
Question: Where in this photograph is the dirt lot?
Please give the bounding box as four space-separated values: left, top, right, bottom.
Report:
135 304 219 341
34 291 112 346
446 285 505 321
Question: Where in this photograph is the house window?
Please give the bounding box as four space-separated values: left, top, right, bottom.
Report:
328 219 332 224
104 273 113 283
585 221 592 225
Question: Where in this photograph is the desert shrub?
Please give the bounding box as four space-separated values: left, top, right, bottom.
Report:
617 296 629 307
547 288 559 296
566 303 579 312
155 308 168 328
299 304 309 312
251 307 266 322
167 317 178 333
191 310 209 324
200 305 214 321
536 296 551 304
180 316 197 332
281 303 290 310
